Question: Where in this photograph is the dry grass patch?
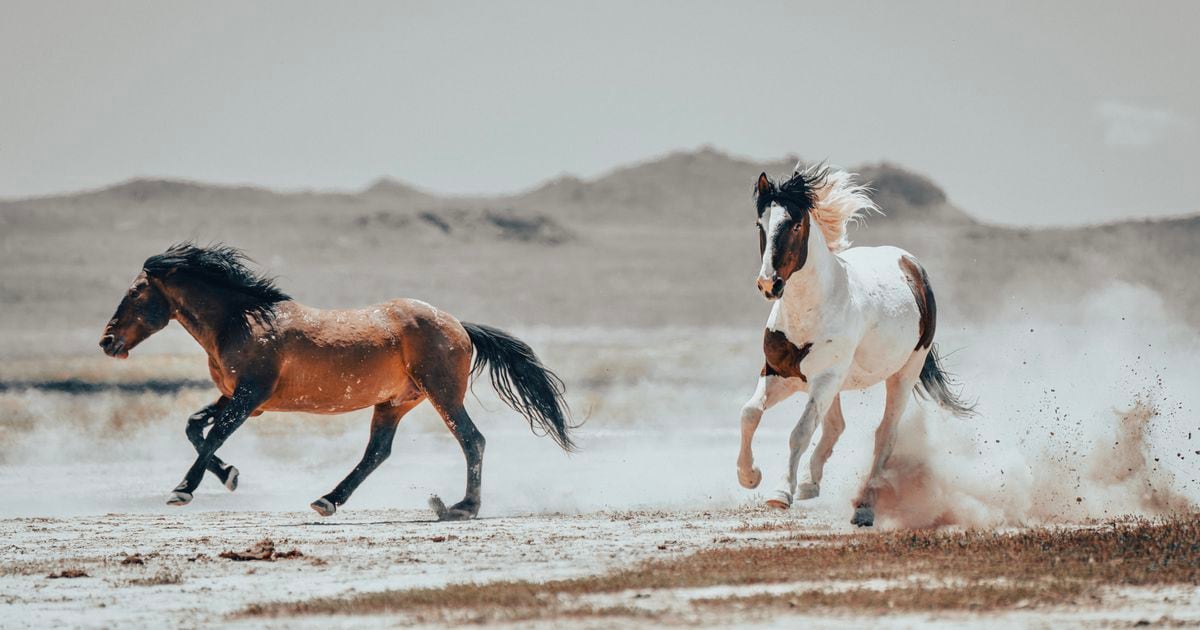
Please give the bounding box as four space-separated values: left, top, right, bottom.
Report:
240 513 1200 621
693 581 1086 613
731 519 805 533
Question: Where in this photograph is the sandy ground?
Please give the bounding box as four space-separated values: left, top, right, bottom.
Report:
0 506 785 628
4 503 1200 629
2 319 1198 627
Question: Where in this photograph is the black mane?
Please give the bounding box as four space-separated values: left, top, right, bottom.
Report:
755 164 830 216
143 242 290 326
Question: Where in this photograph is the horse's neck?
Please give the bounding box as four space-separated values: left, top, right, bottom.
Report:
772 233 847 333
164 284 240 358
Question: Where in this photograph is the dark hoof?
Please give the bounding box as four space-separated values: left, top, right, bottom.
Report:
166 491 193 507
428 495 478 521
851 506 874 527
222 465 239 492
310 498 336 517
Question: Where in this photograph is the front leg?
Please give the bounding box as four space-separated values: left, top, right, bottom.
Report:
169 381 269 506
185 398 240 491
737 375 801 489
795 394 846 500
768 370 843 510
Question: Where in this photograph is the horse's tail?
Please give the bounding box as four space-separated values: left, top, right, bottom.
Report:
462 322 576 452
915 344 976 418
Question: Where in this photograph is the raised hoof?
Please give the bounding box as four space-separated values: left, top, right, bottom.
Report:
851 505 875 527
428 495 478 521
166 491 193 507
765 490 792 511
738 466 763 490
310 498 337 517
222 465 239 492
795 482 820 500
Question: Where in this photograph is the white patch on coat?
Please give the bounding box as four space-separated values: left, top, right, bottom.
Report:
757 203 789 281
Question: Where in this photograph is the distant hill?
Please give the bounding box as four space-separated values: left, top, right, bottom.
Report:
0 148 1195 356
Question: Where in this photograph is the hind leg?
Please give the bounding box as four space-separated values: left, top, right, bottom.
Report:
852 352 926 527
427 405 485 521
796 394 846 500
311 397 421 517
404 330 481 521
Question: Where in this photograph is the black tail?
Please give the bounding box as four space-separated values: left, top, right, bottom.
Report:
462 322 576 452
915 344 976 418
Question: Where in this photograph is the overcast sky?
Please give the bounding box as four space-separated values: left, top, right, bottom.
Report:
2 1 1196 225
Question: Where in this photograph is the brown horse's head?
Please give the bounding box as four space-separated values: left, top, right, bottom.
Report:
753 168 825 300
100 243 291 358
100 270 173 359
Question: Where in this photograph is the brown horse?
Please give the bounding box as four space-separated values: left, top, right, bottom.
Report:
99 243 574 520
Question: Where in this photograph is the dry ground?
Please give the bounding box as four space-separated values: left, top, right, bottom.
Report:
2 327 1197 628
3 507 1199 628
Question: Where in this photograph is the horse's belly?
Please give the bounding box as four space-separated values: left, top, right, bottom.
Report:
841 327 918 390
265 350 414 414
841 361 898 390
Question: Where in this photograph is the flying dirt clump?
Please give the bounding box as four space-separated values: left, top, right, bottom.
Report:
219 538 304 562
46 569 89 579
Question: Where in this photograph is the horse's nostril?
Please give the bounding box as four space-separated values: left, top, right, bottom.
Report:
99 334 114 348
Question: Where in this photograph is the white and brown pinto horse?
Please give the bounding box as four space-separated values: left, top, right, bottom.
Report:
736 165 972 527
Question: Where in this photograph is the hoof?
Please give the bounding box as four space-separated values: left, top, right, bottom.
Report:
429 495 478 521
851 505 875 527
222 465 239 492
765 490 792 511
795 482 820 500
310 498 336 517
166 491 193 507
738 466 763 489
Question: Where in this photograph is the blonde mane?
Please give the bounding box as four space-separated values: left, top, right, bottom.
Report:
801 163 879 253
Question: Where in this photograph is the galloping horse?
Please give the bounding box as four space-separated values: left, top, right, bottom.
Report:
100 243 574 520
736 165 973 527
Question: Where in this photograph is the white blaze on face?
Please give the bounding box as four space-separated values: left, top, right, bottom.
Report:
758 203 789 281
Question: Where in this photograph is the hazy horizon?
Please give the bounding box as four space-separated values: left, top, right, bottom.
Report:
3 1 1197 226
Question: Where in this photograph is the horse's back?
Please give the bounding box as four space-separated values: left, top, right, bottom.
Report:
262 299 470 413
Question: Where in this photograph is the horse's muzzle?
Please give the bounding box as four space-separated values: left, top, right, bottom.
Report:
756 275 784 300
99 334 129 359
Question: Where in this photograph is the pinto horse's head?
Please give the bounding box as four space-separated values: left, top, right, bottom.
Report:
99 270 172 359
753 169 823 300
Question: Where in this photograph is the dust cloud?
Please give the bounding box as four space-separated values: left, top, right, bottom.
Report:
870 283 1198 527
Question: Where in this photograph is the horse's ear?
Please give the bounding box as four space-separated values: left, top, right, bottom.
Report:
756 172 772 198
